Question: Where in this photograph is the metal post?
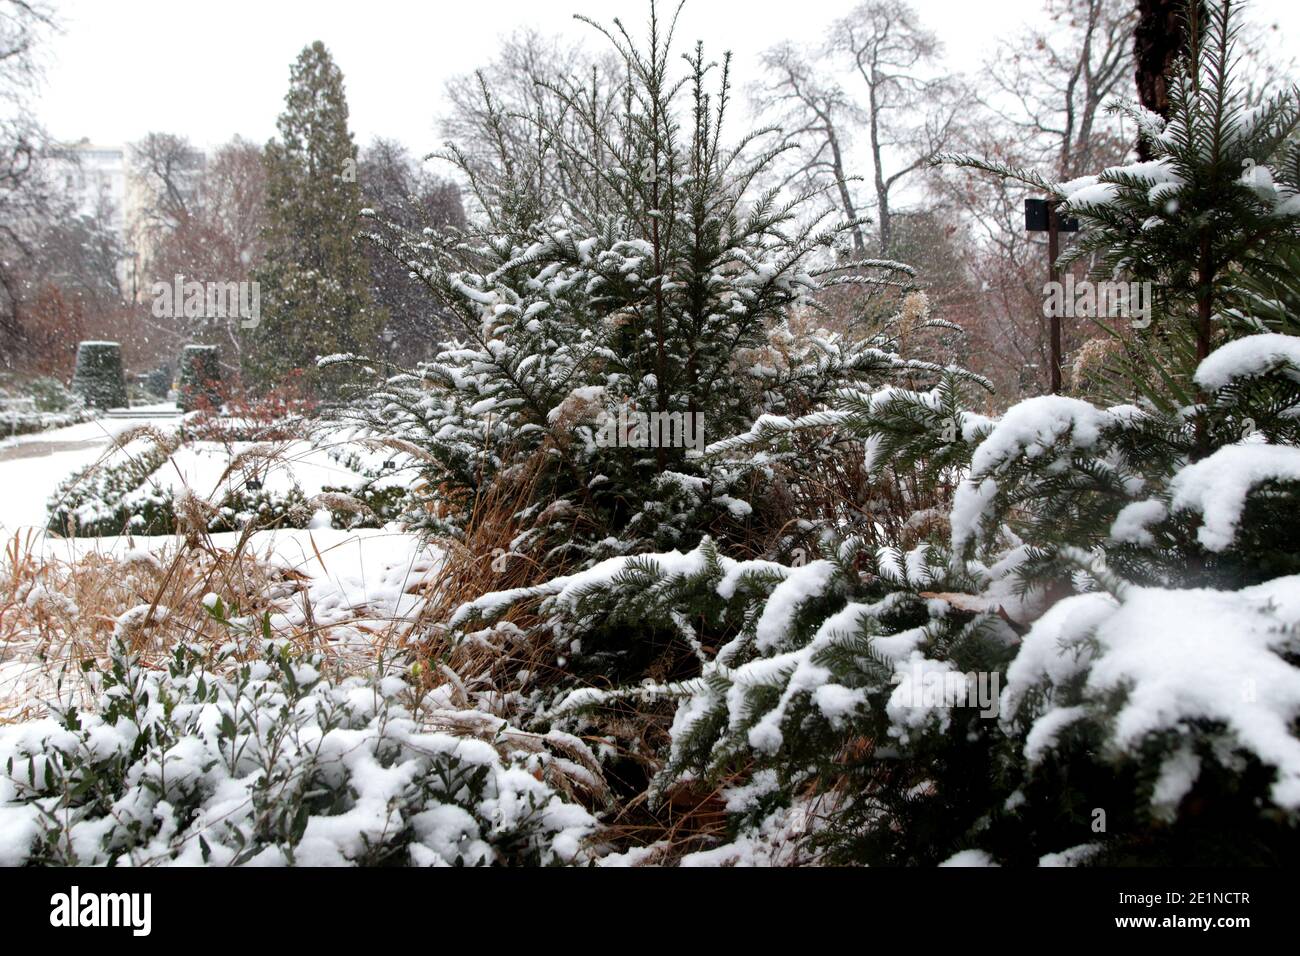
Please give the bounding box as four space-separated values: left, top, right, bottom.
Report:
1047 202 1062 395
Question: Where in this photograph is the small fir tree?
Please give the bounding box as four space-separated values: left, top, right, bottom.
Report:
336 4 932 571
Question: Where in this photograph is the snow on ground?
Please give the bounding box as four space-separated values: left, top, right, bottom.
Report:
1 413 439 720
0 404 179 449
32 526 439 634
0 410 183 536
1 410 415 535
132 439 371 501
1 527 441 721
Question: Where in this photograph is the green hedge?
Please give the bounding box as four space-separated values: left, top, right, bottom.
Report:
71 341 128 410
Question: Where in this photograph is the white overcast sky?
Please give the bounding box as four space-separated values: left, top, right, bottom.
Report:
32 0 1300 156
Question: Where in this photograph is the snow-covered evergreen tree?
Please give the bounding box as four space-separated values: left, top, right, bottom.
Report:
452 1 1300 866
946 0 1300 410
334 5 933 568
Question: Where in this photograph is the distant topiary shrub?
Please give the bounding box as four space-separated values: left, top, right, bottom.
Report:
143 363 172 399
178 345 223 412
71 341 128 410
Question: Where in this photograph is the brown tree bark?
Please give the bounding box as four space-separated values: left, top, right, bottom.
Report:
1133 0 1205 159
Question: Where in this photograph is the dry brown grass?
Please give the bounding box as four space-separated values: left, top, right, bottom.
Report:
0 522 340 721
404 443 597 695
0 440 625 819
5 424 786 858
0 518 619 815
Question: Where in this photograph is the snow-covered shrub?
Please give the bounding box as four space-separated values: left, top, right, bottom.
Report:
187 370 318 442
21 376 83 414
0 635 597 866
332 15 931 572
498 535 1019 865
47 430 181 536
454 330 1300 865
50 469 314 537
71 341 128 410
0 376 92 437
46 430 406 536
951 332 1300 590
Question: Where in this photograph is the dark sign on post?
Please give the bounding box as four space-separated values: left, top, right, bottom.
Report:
1024 198 1079 232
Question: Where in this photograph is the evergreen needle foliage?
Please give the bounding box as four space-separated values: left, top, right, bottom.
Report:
244 42 383 395
333 3 930 571
449 1 1300 866
943 0 1300 409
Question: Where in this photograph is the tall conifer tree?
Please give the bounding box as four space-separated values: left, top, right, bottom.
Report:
245 41 381 392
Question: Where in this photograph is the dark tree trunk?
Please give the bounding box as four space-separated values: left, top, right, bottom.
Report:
1133 0 1204 160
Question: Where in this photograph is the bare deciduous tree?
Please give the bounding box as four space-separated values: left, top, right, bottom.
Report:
0 0 53 106
754 42 868 256
985 0 1135 178
832 0 967 255
0 0 57 363
145 138 267 363
936 0 1135 398
358 137 465 360
128 132 205 257
441 28 622 222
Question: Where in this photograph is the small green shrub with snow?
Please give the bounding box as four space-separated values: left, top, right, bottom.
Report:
0 630 597 866
24 376 84 414
47 434 403 536
951 333 1300 592
47 436 179 536
0 376 91 436
143 364 172 400
71 341 128 411
49 470 311 537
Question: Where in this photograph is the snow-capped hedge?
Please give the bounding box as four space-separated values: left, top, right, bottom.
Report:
1 376 94 438
1 406 95 438
47 434 411 536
